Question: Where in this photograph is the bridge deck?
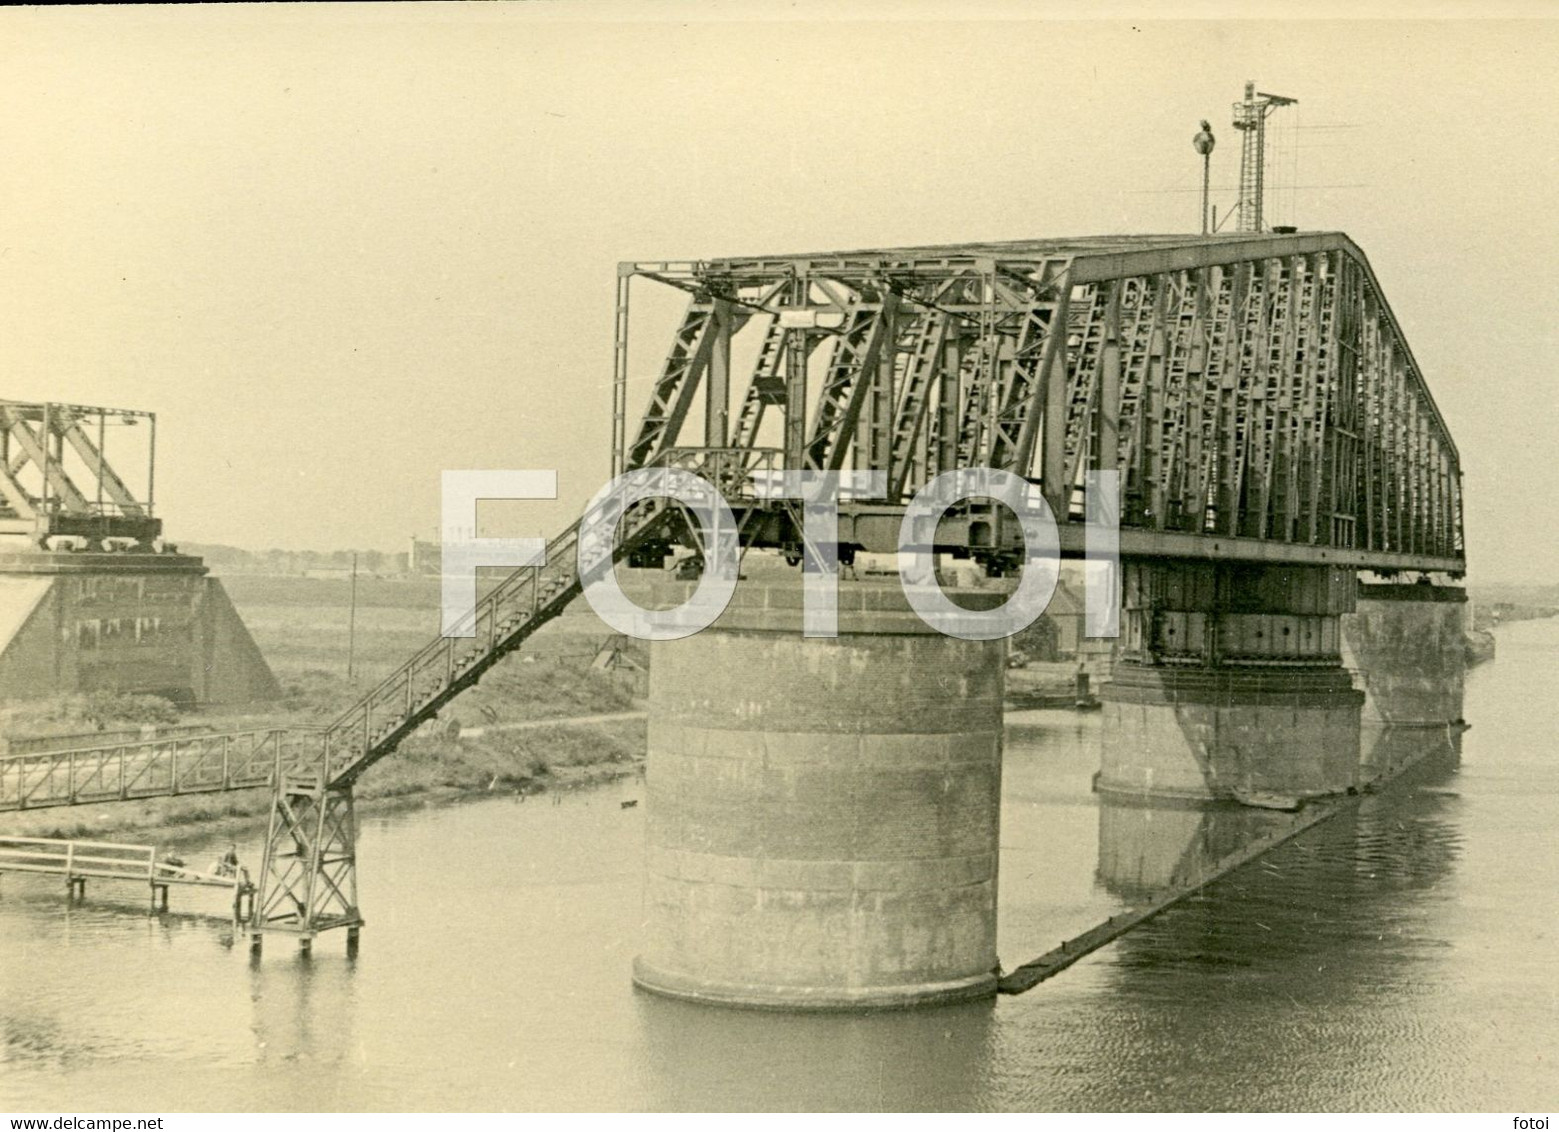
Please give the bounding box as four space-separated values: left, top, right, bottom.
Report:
0 728 321 812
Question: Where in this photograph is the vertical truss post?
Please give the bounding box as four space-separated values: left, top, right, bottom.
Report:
1095 285 1122 482
705 298 734 448
1179 268 1210 531
861 299 899 493
147 412 157 514
1142 285 1169 527
954 267 999 470
1040 292 1072 521
783 277 811 471
40 401 51 516
612 268 632 478
929 327 962 481
95 411 106 513
250 769 362 957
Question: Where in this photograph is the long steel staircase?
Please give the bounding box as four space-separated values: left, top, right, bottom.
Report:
320 495 679 788
249 481 690 951
0 453 737 953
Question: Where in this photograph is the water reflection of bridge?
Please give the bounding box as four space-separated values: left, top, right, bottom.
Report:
1097 725 1462 906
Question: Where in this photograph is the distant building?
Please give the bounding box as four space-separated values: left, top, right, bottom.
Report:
1043 578 1086 656
407 536 442 577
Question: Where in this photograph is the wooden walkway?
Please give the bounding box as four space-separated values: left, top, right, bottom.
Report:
0 835 255 916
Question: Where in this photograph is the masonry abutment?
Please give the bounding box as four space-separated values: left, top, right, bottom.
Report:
0 549 280 706
635 580 1006 1010
1098 560 1365 803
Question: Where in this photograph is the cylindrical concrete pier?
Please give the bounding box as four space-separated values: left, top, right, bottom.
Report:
634 582 1005 1010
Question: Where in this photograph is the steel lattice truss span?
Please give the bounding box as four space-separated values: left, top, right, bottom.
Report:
614 231 1464 575
0 400 160 546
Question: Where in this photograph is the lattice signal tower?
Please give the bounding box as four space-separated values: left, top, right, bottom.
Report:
1232 80 1297 232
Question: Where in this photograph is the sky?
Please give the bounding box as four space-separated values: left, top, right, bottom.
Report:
1 3 1556 583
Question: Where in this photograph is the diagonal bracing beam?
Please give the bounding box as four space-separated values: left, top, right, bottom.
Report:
802 294 895 472
0 410 91 513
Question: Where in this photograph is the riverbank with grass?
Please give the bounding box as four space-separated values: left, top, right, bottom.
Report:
1 573 650 851
3 713 646 853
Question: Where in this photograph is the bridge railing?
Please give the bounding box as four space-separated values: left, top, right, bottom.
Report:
0 836 157 884
0 836 253 909
4 722 215 756
320 465 692 785
0 728 319 812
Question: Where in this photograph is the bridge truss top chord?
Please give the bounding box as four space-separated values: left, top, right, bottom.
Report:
616 231 1463 576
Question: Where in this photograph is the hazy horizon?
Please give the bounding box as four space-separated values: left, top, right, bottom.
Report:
3 5 1555 583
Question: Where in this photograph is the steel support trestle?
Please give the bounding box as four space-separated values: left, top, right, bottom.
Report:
250 774 361 956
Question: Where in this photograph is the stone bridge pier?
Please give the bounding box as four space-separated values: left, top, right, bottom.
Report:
1098 560 1366 803
634 582 1006 1011
1341 581 1467 727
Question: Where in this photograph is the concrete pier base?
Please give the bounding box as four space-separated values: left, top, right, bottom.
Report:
635 583 1005 1011
1342 582 1467 726
1099 560 1364 804
1099 665 1364 802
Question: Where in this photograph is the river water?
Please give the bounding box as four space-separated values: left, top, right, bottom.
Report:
2 621 1555 1111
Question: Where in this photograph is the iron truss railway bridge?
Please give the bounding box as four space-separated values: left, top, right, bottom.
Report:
612 231 1461 574
0 231 1465 952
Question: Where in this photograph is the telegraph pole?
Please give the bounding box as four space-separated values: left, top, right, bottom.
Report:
347 551 359 683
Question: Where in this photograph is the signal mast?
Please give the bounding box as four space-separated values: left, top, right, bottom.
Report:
1231 80 1297 232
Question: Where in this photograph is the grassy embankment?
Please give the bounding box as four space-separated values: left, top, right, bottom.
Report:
3 573 648 844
